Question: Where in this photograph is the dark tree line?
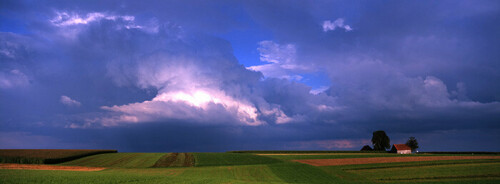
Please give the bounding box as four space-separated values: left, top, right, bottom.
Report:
361 130 419 152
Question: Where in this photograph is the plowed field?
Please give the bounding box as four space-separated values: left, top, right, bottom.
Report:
294 156 500 166
153 153 194 167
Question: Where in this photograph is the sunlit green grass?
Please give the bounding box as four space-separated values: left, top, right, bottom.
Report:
2 152 499 183
320 159 500 184
193 152 282 166
0 165 286 184
59 153 166 168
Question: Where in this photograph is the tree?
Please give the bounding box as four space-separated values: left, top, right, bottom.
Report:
372 130 390 151
405 137 419 152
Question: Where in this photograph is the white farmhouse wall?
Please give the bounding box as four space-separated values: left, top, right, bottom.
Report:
397 150 411 154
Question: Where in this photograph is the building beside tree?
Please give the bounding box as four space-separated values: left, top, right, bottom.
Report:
389 144 411 154
360 145 373 151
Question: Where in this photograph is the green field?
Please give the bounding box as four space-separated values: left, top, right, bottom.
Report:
321 160 500 183
193 152 282 166
60 153 166 168
1 151 499 183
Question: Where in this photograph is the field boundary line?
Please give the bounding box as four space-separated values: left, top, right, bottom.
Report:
344 160 500 170
294 156 500 166
0 163 106 171
378 174 500 181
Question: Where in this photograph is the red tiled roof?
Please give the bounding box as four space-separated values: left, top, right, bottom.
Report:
393 144 411 150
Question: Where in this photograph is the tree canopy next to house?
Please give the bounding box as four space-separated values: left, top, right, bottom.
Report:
405 137 419 151
372 130 391 151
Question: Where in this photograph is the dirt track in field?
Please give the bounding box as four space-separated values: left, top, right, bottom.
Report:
0 163 105 171
294 156 500 166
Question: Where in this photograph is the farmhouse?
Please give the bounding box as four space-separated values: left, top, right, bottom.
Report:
390 144 412 154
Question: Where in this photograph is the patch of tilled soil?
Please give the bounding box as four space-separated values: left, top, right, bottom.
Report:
294 156 500 166
182 153 194 167
153 153 194 167
0 163 105 171
256 153 380 156
153 153 178 167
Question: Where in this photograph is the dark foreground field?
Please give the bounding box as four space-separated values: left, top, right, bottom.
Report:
1 150 499 183
0 149 117 164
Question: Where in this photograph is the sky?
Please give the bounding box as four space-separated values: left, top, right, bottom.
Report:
1 0 499 152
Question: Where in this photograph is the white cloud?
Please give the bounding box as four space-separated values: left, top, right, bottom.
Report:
99 89 268 126
247 40 308 81
50 12 136 27
322 18 352 32
310 86 329 95
0 49 15 59
247 64 303 80
0 70 29 89
49 11 159 39
257 40 296 64
60 95 81 107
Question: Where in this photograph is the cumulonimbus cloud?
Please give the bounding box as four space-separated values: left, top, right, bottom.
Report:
44 11 298 127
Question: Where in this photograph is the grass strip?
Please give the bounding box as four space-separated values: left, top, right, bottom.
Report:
379 174 500 181
193 153 282 167
343 159 500 170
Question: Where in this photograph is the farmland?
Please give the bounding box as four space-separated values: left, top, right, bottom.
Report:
0 149 117 164
193 152 282 166
1 150 499 183
153 153 194 167
60 153 166 168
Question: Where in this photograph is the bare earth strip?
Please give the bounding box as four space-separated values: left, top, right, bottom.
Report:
256 153 380 156
153 153 194 167
0 163 106 171
294 156 500 166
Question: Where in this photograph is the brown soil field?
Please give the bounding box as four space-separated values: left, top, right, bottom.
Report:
153 153 194 167
294 156 500 166
256 153 382 156
0 163 106 171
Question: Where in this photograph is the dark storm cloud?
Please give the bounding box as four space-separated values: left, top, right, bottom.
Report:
245 0 500 127
0 0 499 151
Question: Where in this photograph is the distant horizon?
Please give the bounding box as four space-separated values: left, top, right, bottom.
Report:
2 148 500 154
1 0 499 152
